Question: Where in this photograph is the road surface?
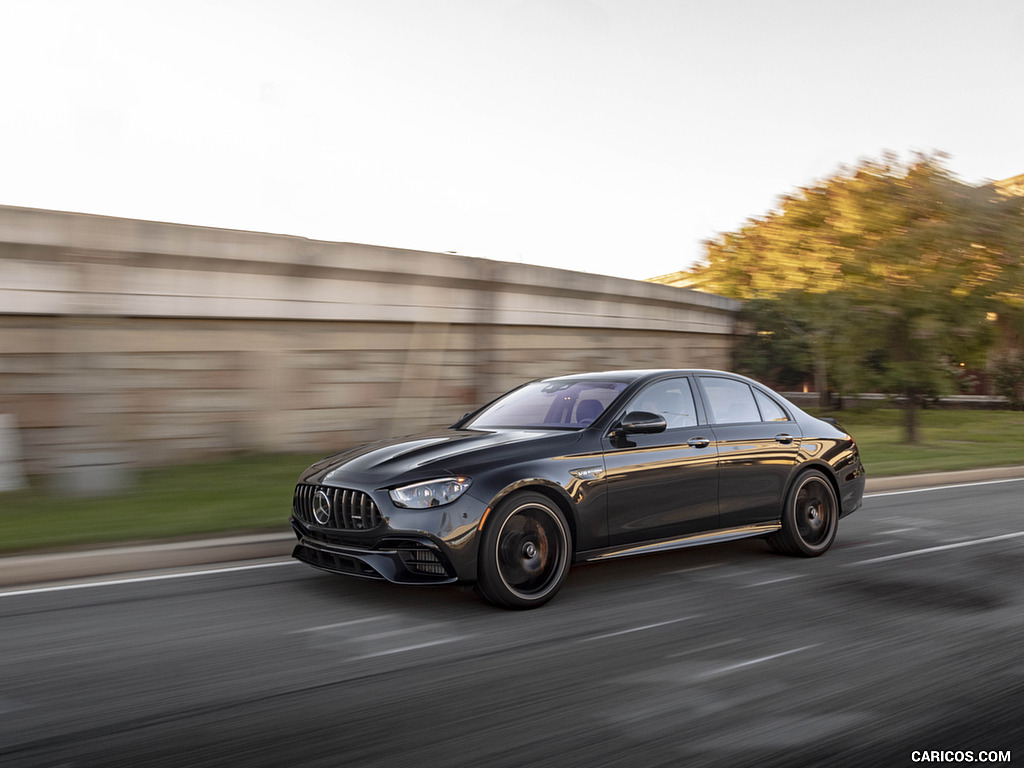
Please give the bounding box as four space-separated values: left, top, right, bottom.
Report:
1 479 1022 767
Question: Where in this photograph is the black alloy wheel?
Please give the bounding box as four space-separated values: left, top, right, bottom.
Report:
476 492 572 609
767 469 839 557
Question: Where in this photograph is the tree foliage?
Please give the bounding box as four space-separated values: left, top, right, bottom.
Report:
687 153 1024 441
992 351 1024 409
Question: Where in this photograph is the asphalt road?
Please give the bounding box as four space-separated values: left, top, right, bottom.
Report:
1 480 1022 768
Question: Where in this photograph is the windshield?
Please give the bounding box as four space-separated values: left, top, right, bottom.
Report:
466 379 629 430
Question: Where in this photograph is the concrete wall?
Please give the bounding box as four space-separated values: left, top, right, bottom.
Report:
0 205 739 483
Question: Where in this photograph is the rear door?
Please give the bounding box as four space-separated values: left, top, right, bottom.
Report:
696 376 802 528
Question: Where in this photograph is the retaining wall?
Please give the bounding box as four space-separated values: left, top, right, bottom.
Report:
0 205 739 484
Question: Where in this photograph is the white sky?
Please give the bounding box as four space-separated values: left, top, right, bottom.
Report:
2 0 1023 281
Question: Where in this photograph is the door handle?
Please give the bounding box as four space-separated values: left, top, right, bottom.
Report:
774 433 795 444
687 437 711 449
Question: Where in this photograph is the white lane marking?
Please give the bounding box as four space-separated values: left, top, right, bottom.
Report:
837 540 889 550
350 636 468 660
884 516 944 527
880 528 917 535
360 624 447 642
665 563 723 575
666 638 741 659
0 560 298 599
290 615 393 634
582 615 700 642
848 531 1024 566
0 696 26 714
703 568 758 581
696 644 819 679
866 477 1024 499
742 575 801 587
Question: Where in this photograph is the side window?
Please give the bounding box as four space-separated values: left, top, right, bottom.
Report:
699 377 761 424
625 378 699 428
754 389 790 422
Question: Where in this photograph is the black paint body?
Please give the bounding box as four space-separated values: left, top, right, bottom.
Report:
290 370 865 588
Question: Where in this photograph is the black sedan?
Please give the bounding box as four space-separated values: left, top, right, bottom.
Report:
290 370 865 609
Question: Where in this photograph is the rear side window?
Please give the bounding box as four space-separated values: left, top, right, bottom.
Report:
699 377 761 424
753 389 790 422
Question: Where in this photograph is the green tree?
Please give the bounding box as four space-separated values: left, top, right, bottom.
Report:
688 154 1024 442
991 351 1024 408
731 292 848 407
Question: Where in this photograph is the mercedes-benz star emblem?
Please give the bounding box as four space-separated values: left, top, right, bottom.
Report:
312 489 332 525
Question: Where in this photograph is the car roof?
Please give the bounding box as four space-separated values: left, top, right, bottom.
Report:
540 369 743 383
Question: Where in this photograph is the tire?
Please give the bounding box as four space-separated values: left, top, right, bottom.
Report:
475 492 572 609
767 469 839 557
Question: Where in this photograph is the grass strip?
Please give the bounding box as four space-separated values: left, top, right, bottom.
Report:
815 408 1024 477
0 454 319 554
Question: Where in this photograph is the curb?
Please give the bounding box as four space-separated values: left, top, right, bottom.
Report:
863 465 1024 493
3 466 1024 590
0 533 295 589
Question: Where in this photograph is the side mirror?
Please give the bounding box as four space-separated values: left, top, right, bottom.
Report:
619 411 667 435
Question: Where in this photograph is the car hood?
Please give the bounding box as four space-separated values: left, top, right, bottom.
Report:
300 428 580 487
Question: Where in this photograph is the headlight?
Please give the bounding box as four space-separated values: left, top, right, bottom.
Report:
388 477 472 509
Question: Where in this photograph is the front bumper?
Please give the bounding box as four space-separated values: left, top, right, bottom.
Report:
289 480 488 583
291 517 460 584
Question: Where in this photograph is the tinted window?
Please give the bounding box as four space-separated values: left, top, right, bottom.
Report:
572 386 622 424
625 378 699 428
468 379 629 429
754 389 790 422
699 377 760 424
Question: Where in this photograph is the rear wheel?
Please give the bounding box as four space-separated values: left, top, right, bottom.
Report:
476 492 572 609
767 469 839 557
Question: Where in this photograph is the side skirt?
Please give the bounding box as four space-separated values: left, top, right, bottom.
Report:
578 523 782 563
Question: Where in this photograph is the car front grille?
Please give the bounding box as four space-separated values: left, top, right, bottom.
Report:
293 484 384 531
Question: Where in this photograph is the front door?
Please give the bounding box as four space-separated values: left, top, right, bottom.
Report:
602 376 720 545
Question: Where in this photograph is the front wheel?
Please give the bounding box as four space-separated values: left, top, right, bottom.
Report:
476 492 572 609
767 470 839 557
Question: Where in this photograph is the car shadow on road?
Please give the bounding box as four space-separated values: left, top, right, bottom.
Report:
290 537 779 617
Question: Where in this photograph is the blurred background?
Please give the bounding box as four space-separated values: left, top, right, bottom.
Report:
0 204 738 497
3 0 1024 504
